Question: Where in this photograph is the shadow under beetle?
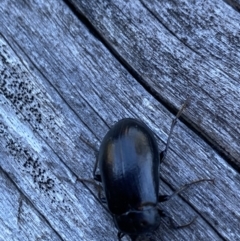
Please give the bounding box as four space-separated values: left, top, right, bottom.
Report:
93 100 213 241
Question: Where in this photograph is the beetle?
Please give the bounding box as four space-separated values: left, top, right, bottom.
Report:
93 100 213 240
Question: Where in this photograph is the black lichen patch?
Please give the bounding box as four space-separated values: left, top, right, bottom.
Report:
0 43 43 128
1 123 54 191
0 122 60 201
0 40 72 208
0 65 42 125
0 41 61 139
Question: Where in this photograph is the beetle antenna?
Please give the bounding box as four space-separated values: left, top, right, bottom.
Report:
160 97 190 163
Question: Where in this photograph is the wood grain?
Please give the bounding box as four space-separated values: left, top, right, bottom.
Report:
69 0 240 168
0 0 240 240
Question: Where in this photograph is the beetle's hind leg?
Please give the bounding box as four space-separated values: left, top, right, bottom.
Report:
158 178 214 202
159 209 197 229
160 97 190 163
158 179 214 228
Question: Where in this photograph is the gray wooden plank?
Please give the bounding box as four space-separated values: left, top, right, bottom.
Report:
0 168 62 241
223 0 240 11
0 36 116 240
0 31 115 240
68 0 240 168
0 0 240 241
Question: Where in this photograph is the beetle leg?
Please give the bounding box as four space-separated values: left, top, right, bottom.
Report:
129 234 138 241
100 197 106 203
79 178 106 203
157 208 167 217
117 232 137 241
160 97 190 163
117 231 125 240
158 195 169 202
93 155 102 182
97 187 106 203
160 178 214 202
77 177 107 203
159 209 197 229
78 177 104 192
172 215 198 229
93 154 99 177
94 174 102 182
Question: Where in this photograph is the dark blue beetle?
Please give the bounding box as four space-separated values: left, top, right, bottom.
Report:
95 118 161 240
93 100 212 240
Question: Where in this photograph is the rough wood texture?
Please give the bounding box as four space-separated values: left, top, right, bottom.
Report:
224 0 240 11
0 0 240 241
70 0 240 168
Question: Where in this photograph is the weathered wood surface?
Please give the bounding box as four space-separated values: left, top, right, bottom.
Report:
70 0 240 168
0 0 239 241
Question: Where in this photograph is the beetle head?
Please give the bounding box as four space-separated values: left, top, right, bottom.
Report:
113 205 161 237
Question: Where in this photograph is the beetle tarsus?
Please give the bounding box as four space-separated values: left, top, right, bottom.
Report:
159 150 166 163
160 209 197 229
129 234 138 241
77 178 96 186
158 194 169 202
94 174 102 182
93 155 100 179
117 231 125 240
77 177 105 202
97 189 106 203
170 215 198 229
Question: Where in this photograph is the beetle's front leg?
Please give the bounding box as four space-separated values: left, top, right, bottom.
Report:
117 231 138 240
93 152 102 182
160 97 190 163
91 153 108 203
94 174 102 182
117 232 125 240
